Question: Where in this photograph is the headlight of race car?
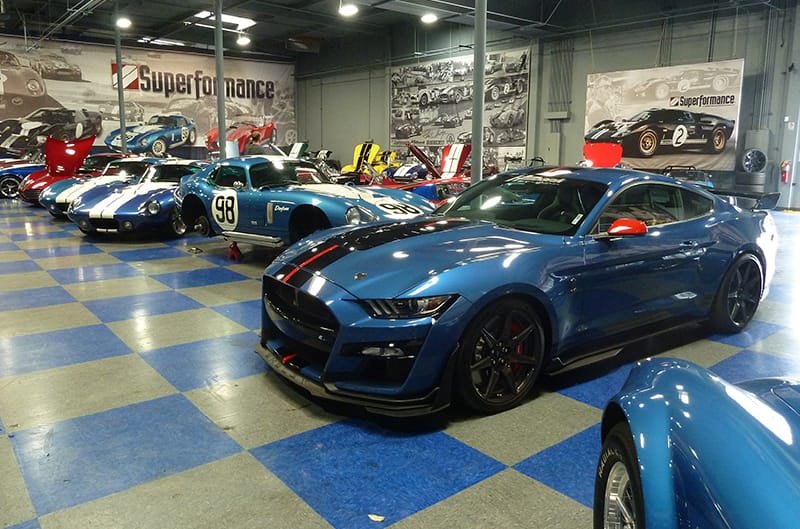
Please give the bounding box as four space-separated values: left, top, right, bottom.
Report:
144 200 161 215
26 79 44 96
361 295 457 319
345 206 376 225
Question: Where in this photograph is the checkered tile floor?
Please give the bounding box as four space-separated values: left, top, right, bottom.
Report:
1 199 798 529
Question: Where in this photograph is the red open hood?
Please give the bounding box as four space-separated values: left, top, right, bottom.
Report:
45 136 95 176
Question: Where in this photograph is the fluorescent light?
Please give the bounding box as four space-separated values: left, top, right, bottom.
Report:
339 2 358 16
237 33 251 46
191 11 256 30
116 17 132 29
421 13 438 24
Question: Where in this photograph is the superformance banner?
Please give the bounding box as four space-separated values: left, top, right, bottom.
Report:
584 58 743 171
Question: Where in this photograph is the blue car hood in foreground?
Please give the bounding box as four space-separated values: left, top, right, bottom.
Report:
608 358 800 529
270 217 560 299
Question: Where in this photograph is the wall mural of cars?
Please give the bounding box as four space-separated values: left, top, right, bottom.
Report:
0 50 48 115
585 58 743 171
31 53 83 81
390 47 530 166
0 107 102 156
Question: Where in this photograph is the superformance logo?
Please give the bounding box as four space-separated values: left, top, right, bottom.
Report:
669 94 736 107
137 65 275 100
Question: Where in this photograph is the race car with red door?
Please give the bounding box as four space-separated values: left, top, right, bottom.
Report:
584 108 735 157
17 136 94 204
205 119 277 156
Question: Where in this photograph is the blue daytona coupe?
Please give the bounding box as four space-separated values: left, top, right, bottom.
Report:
176 155 435 247
256 166 779 416
595 358 800 529
68 160 205 236
105 114 197 157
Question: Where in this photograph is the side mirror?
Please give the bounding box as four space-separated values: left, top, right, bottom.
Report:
595 218 648 240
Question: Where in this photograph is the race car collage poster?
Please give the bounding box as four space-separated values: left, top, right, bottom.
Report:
585 58 744 171
390 46 530 170
0 36 295 158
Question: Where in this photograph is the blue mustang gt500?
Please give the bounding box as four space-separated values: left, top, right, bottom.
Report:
176 155 435 247
256 166 778 416
596 358 800 529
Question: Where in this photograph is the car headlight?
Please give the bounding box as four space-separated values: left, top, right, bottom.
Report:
144 200 160 215
345 206 376 225
26 79 44 95
362 295 456 319
70 196 83 210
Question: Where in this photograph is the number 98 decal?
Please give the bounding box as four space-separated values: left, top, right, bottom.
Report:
377 201 423 217
212 190 238 231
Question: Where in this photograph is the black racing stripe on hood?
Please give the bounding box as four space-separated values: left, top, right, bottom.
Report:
355 143 373 171
285 217 472 276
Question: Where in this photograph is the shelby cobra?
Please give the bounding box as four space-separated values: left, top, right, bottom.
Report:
0 51 47 108
176 155 434 247
585 108 735 157
104 113 197 157
256 166 778 416
68 160 205 236
596 358 800 529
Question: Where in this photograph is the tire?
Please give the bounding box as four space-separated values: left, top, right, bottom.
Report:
488 86 500 101
165 207 187 237
594 422 645 529
284 129 297 144
637 130 659 157
455 298 545 414
420 93 429 107
712 75 729 91
654 83 670 99
194 215 212 237
705 127 727 154
0 176 20 199
187 129 197 145
151 138 168 157
289 208 330 243
75 122 84 138
710 253 763 333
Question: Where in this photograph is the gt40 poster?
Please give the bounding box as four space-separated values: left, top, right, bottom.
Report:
584 58 743 171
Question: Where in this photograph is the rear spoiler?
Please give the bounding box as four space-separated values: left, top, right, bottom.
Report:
711 188 780 210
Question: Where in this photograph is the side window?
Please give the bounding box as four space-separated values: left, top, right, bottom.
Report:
596 184 682 232
211 166 246 188
680 188 713 219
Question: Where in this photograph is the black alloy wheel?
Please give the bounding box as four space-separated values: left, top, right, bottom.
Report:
711 253 763 333
456 298 545 414
0 176 20 199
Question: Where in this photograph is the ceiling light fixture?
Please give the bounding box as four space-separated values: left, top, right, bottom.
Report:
191 11 256 31
236 32 251 46
116 16 132 29
421 13 438 24
339 1 358 17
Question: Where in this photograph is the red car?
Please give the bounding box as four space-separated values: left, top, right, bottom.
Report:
17 136 95 204
205 120 277 156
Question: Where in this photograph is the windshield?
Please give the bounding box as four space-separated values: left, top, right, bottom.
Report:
629 111 652 121
140 164 202 184
81 156 114 171
103 161 152 178
434 169 607 235
249 160 329 188
148 115 176 127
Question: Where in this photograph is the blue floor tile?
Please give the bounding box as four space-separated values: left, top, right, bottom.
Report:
48 263 143 284
2 220 56 229
708 320 784 348
0 260 41 275
0 325 132 377
152 268 250 289
0 242 20 251
0 286 75 311
514 424 601 508
10 394 242 515
108 246 188 262
6 520 41 529
554 364 632 410
9 231 74 241
83 291 204 322
25 244 103 259
210 300 262 330
163 234 215 247
140 332 267 391
251 420 505 529
710 349 800 382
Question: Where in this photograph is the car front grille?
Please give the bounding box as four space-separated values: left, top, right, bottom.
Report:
263 275 338 353
20 189 41 201
89 218 119 230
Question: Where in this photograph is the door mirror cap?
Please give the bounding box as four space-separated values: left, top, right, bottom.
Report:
595 218 648 240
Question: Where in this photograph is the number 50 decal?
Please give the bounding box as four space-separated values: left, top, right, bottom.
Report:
212 190 238 231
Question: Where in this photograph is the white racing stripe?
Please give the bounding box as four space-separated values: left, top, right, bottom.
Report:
87 183 173 219
56 175 131 205
291 184 423 218
441 144 466 178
